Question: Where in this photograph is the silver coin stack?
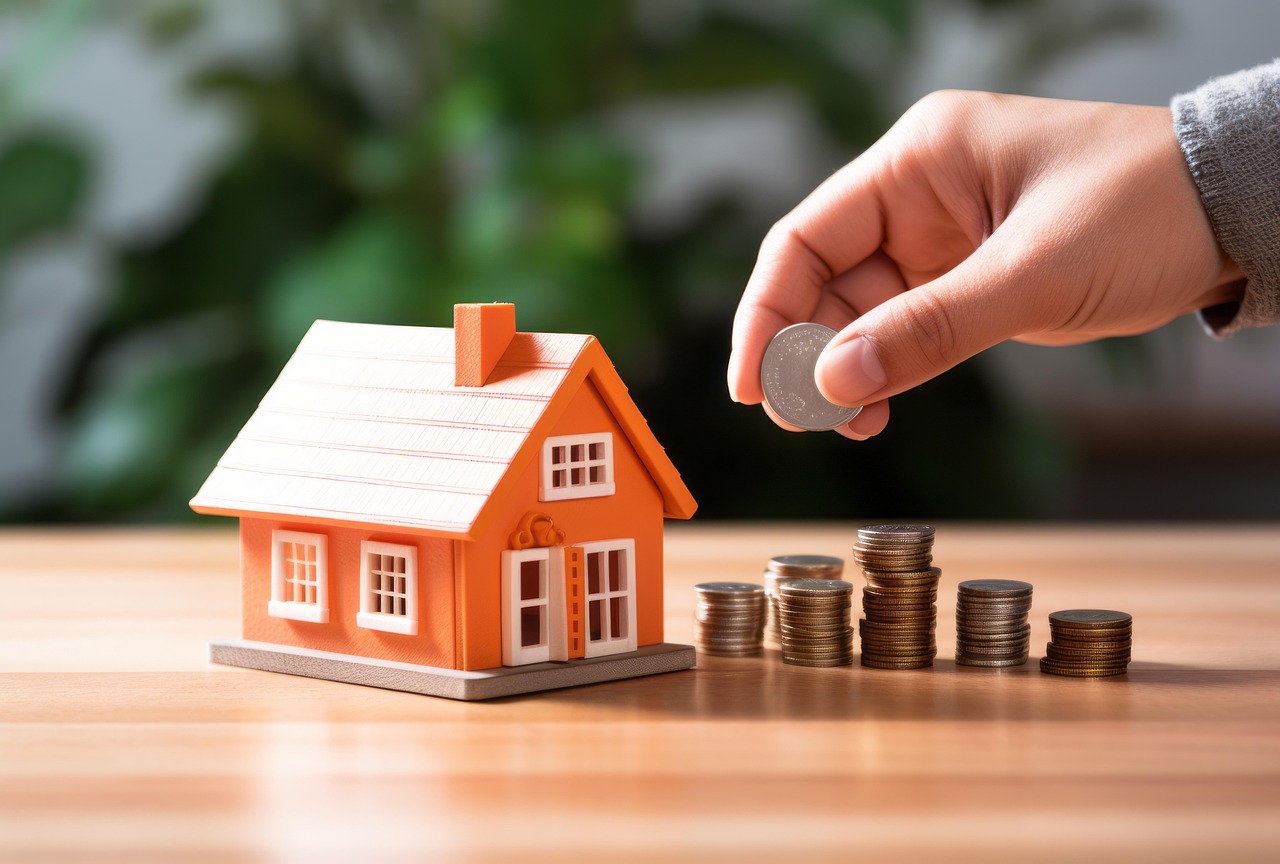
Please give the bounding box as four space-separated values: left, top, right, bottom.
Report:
776 578 855 667
764 555 845 645
954 579 1033 667
855 524 940 670
693 582 767 657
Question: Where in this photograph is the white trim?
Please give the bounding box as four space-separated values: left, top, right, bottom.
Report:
358 540 419 636
268 600 328 623
501 548 562 666
578 538 637 658
539 433 615 501
548 549 569 663
356 611 417 635
269 529 329 623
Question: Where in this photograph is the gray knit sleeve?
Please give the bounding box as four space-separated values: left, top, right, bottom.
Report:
1172 61 1280 336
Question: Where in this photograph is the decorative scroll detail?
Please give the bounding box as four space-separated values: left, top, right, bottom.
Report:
508 511 567 550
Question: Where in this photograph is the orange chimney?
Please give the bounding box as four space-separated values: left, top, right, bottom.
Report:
454 303 516 387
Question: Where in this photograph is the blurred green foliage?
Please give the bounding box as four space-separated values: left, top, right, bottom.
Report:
6 0 1151 521
0 133 88 248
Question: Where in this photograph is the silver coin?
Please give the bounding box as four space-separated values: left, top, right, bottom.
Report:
778 578 854 595
695 582 765 594
767 554 845 578
956 655 1029 668
760 323 862 431
958 579 1033 596
857 524 936 541
1049 609 1132 627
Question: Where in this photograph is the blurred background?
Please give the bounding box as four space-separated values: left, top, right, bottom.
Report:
2 0 1279 524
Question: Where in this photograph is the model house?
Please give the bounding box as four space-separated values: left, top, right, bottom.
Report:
191 303 697 699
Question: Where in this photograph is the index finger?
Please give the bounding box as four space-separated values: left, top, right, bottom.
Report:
727 152 890 405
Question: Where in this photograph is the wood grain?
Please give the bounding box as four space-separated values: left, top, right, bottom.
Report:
1 524 1279 863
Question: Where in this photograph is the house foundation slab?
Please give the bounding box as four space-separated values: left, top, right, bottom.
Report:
209 639 696 701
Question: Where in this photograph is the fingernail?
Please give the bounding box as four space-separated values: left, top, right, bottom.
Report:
816 337 887 405
726 353 743 403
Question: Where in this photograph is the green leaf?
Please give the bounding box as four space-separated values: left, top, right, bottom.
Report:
259 211 438 362
193 70 354 182
140 0 205 48
60 359 207 513
0 132 90 248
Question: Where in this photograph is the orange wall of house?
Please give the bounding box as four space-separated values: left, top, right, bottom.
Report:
458 378 667 671
240 519 455 668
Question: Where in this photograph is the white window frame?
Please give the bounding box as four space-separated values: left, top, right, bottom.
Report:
580 538 637 658
357 540 418 636
501 547 565 666
539 432 615 502
269 529 329 623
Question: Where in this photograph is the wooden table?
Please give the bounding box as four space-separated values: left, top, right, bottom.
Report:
2 524 1278 863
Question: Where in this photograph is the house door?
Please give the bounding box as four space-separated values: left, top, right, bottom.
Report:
500 547 554 666
502 539 637 666
580 539 638 658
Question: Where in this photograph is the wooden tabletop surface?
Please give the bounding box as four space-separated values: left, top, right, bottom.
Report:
1 524 1278 863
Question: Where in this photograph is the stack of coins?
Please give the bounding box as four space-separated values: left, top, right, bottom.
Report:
693 582 767 657
776 578 855 667
955 579 1033 667
764 555 844 645
855 524 939 670
1041 609 1133 678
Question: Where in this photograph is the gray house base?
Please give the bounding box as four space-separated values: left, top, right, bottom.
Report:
209 639 696 701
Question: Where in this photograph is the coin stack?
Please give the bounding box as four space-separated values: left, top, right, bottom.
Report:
692 582 767 657
764 555 845 645
776 578 855 667
855 524 939 670
1041 609 1133 678
955 579 1033 667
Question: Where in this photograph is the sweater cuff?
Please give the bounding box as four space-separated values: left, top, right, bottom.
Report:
1173 61 1280 337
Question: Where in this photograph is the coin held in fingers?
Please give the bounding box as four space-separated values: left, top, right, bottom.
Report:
760 323 862 431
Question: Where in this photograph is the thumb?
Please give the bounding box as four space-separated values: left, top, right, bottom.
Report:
814 237 1053 406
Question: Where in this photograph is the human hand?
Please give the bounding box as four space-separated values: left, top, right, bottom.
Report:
727 91 1244 439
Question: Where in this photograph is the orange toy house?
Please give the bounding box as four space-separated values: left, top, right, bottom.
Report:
191 303 697 699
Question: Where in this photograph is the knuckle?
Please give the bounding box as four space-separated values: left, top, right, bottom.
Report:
900 90 996 148
759 218 796 260
758 218 832 282
912 89 965 116
889 291 961 373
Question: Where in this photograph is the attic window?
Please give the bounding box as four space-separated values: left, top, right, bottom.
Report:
540 433 615 502
357 541 418 636
268 530 329 623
